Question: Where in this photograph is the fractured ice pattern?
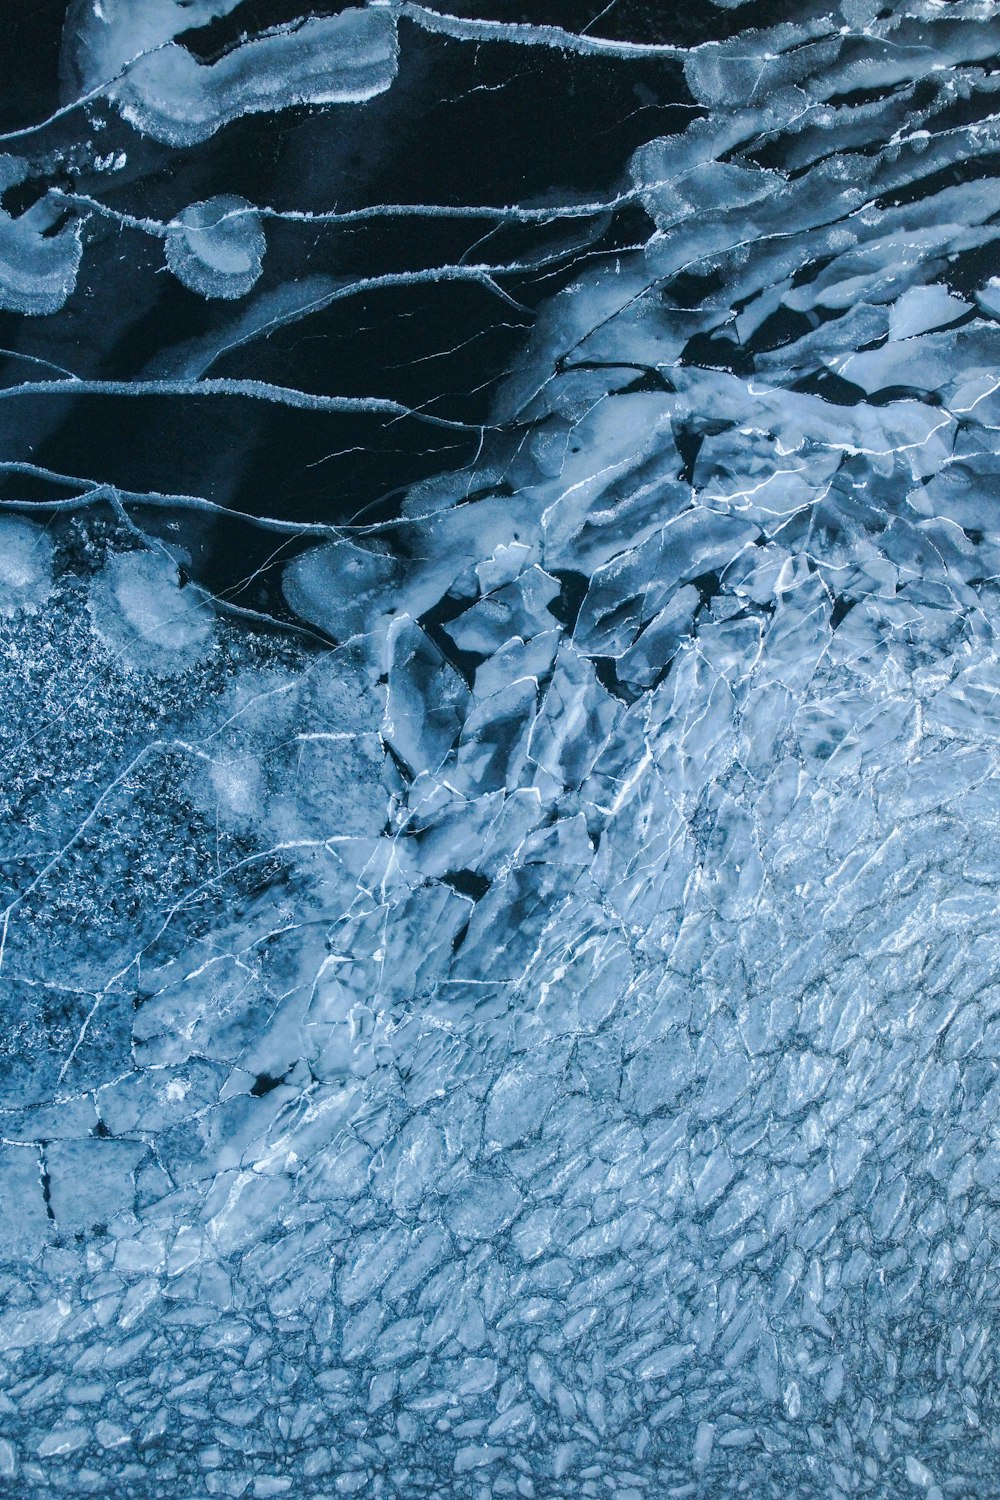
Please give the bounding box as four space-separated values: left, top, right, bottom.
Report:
1 1 1000 1496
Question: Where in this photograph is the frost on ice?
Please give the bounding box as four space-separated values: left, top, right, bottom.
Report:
63 2 400 146
164 197 266 300
0 518 54 617
0 158 83 315
87 549 215 672
2 1 1000 1498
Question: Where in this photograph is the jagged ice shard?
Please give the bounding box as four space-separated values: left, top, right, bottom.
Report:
1 0 1000 1495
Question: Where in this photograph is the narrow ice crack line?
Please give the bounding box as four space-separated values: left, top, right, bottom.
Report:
54 189 648 232
0 378 485 433
382 2 696 58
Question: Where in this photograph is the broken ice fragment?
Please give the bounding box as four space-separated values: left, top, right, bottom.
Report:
484 1068 551 1150
165 196 266 300
44 1139 146 1234
0 1145 51 1255
109 8 399 146
448 1177 523 1242
0 157 83 315
382 616 468 775
282 540 401 642
632 149 785 231
693 1421 715 1469
62 0 245 92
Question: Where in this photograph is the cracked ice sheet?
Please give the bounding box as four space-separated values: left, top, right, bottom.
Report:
2 2 1000 1498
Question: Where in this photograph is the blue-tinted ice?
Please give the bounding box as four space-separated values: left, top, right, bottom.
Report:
1 2 1000 1496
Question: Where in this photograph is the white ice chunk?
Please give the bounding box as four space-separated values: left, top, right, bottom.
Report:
62 0 246 92
693 1421 715 1468
0 1145 50 1255
888 284 972 341
110 9 399 146
88 549 215 672
448 1177 523 1242
632 150 785 231
282 539 400 642
484 1068 551 1150
44 1140 146 1233
383 616 468 775
0 157 82 315
0 518 54 616
165 196 266 300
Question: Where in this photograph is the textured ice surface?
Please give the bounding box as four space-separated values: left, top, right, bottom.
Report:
2 1 1000 1497
87 549 216 672
164 197 266 300
0 519 54 617
62 2 399 145
0 157 83 314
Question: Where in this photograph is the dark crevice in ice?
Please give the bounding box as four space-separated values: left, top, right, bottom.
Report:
441 869 491 901
178 0 360 64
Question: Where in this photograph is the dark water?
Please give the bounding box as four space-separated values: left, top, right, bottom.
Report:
0 2 723 608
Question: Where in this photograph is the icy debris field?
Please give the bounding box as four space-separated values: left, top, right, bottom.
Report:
2 0 1000 1496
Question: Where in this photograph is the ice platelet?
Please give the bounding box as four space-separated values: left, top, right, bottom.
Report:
1 1 1000 1498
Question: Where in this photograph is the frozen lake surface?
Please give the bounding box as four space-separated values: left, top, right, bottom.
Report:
1 2 1000 1496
